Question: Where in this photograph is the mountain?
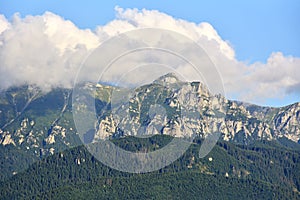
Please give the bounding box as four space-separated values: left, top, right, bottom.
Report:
88 73 300 144
0 74 300 180
236 101 300 143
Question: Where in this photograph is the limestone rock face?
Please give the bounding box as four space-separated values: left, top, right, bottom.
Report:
94 74 299 144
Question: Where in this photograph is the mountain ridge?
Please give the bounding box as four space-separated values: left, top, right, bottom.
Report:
0 74 299 180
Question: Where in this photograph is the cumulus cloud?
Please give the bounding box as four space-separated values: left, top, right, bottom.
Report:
98 7 235 60
0 7 299 105
239 52 300 102
0 12 99 91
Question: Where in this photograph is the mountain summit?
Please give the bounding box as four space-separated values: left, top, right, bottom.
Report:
153 73 181 84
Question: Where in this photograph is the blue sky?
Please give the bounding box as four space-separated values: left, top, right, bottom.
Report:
1 0 299 63
0 0 299 107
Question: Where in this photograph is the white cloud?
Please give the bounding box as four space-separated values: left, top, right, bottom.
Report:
97 6 235 60
0 14 10 34
0 7 299 105
0 12 97 91
240 52 300 102
42 12 100 53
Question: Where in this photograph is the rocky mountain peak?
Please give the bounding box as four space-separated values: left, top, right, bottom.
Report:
153 73 181 84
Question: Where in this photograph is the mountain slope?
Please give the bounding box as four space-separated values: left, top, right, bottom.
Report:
236 101 300 143
0 74 299 181
0 136 299 199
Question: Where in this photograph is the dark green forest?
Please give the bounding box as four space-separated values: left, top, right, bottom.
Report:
1 135 300 199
